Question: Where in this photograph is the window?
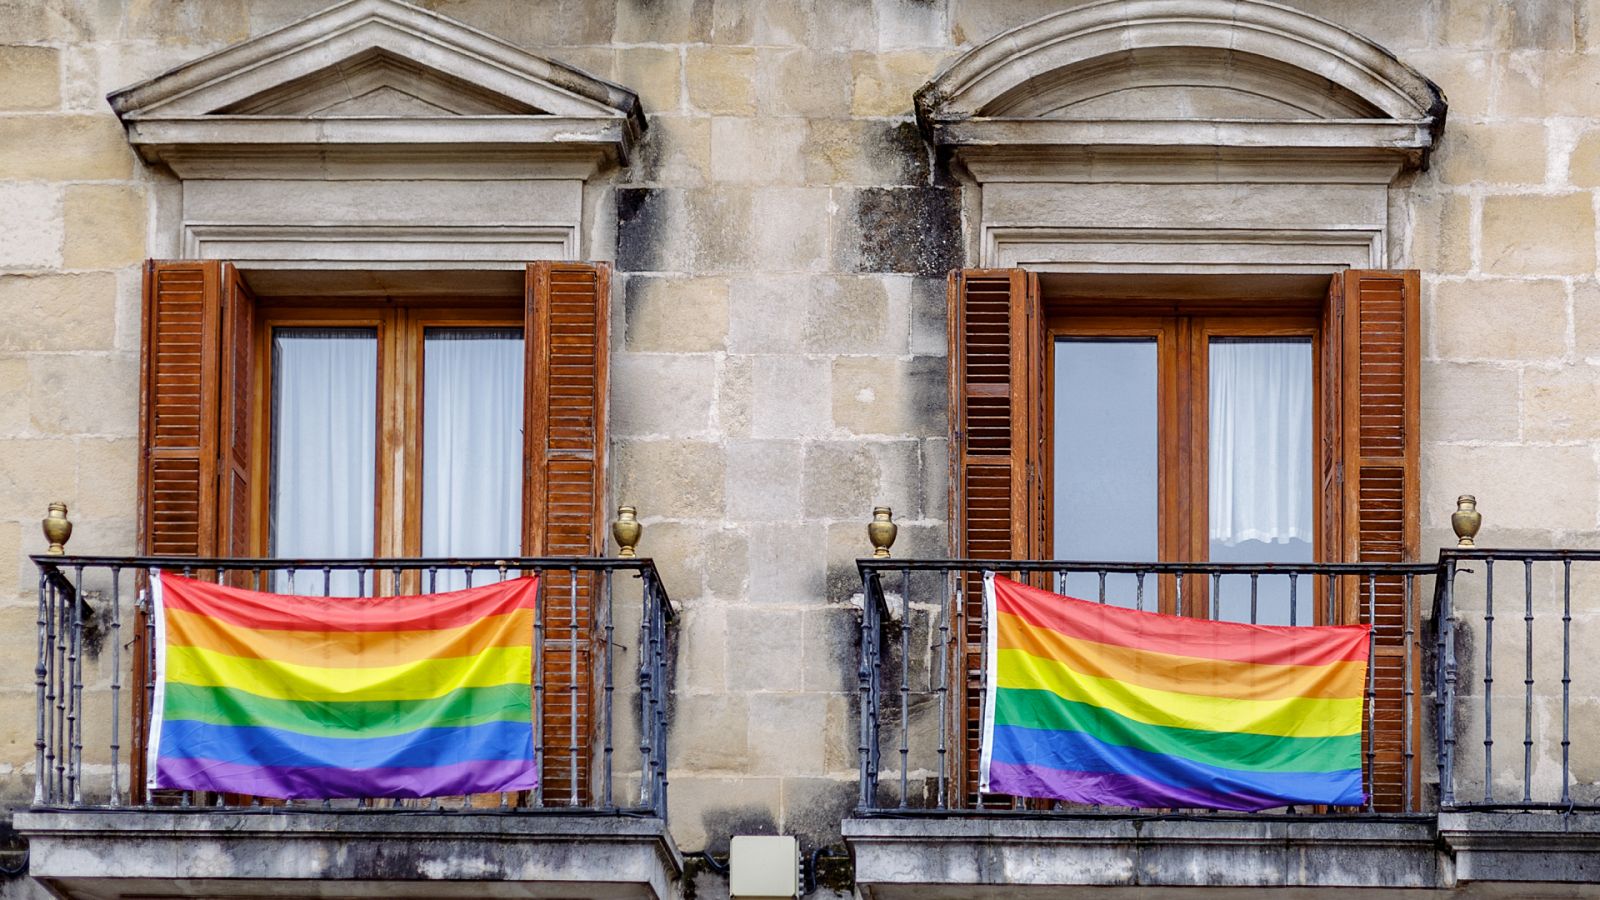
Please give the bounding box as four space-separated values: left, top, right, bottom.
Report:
1050 317 1317 624
261 308 525 593
136 259 608 803
948 267 1420 809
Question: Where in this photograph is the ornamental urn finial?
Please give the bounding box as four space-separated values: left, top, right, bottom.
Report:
868 507 897 559
613 506 642 558
1451 495 1482 548
42 502 71 556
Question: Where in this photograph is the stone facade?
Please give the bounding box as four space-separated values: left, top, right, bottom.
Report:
2 0 1600 888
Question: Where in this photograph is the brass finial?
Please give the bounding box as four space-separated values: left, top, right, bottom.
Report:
613 506 642 558
1451 495 1482 548
42 502 72 556
868 507 897 558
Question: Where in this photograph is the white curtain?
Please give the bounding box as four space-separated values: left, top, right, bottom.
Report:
423 329 524 588
271 329 378 594
1208 340 1313 546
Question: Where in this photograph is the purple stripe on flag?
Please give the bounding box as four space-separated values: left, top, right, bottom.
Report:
156 755 538 800
985 760 1356 812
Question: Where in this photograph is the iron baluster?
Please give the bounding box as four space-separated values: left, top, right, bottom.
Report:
33 570 49 806
1563 558 1573 807
568 565 579 808
601 569 614 812
1524 559 1534 804
1484 558 1494 803
1402 574 1415 812
1365 574 1377 812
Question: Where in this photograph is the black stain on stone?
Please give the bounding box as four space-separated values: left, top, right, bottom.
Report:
908 355 949 433
616 187 664 272
884 120 931 185
699 804 778 856
840 187 962 276
781 778 858 853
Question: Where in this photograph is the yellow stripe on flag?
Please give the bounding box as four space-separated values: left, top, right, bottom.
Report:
995 611 1366 702
165 643 531 703
994 647 1362 738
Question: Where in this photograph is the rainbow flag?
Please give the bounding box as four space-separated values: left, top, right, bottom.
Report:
148 570 539 799
980 574 1369 810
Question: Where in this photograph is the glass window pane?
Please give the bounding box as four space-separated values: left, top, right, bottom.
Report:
423 327 524 590
270 328 378 595
1208 338 1314 624
1053 339 1159 608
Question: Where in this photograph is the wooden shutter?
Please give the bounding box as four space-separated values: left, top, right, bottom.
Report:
524 261 609 805
138 261 223 557
134 259 256 798
218 265 256 559
1331 269 1421 811
947 268 1043 807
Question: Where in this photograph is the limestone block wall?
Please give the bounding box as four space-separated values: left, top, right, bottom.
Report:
0 0 1599 860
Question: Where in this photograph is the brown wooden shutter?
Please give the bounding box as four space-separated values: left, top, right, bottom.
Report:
138 260 223 557
524 261 609 805
135 259 257 798
947 268 1043 807
1332 268 1421 811
218 264 256 559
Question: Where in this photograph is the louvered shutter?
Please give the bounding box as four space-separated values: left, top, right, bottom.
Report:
1334 269 1421 811
524 261 609 805
135 259 257 798
138 261 223 557
947 268 1043 807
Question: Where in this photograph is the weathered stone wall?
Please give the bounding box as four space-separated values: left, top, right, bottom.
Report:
1 0 1599 862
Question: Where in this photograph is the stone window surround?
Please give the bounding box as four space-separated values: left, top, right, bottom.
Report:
914 0 1448 279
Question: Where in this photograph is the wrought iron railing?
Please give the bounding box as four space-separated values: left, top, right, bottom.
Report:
30 555 674 817
1434 549 1600 812
855 557 1436 815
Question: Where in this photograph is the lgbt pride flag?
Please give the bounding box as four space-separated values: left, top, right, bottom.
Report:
147 570 539 800
979 573 1369 810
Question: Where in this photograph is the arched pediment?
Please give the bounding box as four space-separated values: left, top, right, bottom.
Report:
918 0 1444 165
108 0 644 170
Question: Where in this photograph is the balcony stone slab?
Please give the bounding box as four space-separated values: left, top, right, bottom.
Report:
1438 812 1600 885
844 814 1441 897
16 810 681 900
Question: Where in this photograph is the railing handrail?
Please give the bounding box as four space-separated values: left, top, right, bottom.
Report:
859 557 1441 575
32 553 662 571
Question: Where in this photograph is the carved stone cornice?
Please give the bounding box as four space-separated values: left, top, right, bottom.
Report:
108 0 644 171
917 0 1446 170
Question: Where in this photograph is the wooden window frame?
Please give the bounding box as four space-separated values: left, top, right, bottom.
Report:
249 300 524 562
1044 312 1323 618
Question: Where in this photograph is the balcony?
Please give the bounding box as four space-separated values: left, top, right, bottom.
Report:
844 551 1600 897
16 554 681 900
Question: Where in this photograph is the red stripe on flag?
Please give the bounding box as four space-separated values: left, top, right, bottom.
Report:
991 576 1368 668
157 572 539 633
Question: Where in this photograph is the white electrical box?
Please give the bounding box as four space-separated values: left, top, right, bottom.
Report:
728 834 799 899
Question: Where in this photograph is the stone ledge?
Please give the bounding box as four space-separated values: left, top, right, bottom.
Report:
844 814 1441 897
1439 811 1600 885
16 809 681 900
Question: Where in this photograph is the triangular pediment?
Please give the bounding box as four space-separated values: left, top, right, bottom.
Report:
216 48 544 118
108 0 643 165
